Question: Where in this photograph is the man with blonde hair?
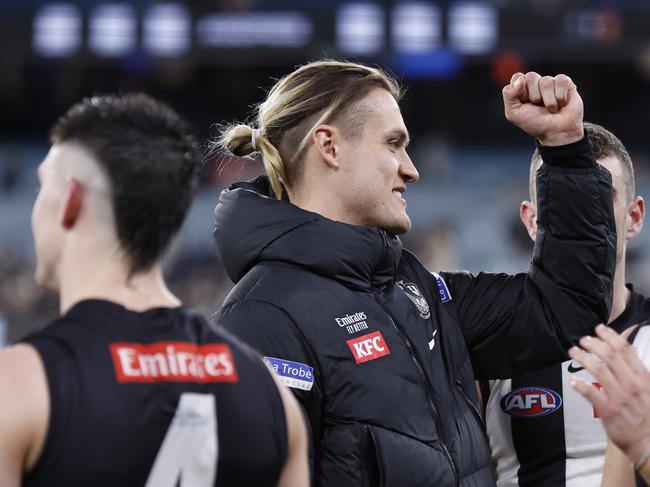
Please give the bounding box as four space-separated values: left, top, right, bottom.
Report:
213 61 616 486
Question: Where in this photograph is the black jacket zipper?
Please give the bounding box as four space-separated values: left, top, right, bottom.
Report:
364 424 380 486
455 381 496 478
455 380 491 449
381 309 459 487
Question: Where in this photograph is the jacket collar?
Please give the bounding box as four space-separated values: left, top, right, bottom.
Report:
213 176 402 291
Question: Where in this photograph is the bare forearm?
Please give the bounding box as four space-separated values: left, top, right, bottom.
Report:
601 440 635 487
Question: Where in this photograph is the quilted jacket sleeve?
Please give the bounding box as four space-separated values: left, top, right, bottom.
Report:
442 136 616 379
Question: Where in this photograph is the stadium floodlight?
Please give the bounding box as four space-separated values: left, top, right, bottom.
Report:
143 4 191 56
33 3 81 58
392 2 441 54
448 2 498 55
196 12 312 48
89 3 137 57
336 3 385 56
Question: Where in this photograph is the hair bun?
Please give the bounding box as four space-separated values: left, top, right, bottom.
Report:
220 124 255 157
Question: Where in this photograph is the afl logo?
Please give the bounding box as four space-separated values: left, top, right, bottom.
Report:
500 387 562 418
396 281 431 319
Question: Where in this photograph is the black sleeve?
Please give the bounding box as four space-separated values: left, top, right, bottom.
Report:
442 136 616 379
213 299 322 465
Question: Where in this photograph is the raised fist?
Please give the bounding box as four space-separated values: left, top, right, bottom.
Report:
503 72 583 146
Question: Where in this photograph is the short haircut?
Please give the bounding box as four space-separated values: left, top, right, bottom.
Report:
529 122 635 203
50 93 201 274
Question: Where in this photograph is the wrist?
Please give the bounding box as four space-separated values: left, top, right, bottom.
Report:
538 128 584 147
639 456 650 483
630 441 650 471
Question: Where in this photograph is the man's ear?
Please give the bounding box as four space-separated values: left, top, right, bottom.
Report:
312 124 341 169
625 195 645 241
60 178 84 230
520 200 537 241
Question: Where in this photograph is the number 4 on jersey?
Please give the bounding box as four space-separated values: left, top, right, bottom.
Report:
145 393 218 487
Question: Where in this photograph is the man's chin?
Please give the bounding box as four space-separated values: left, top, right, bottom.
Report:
383 218 411 235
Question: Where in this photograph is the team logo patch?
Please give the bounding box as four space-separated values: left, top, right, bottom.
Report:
500 386 563 418
396 280 431 319
110 342 238 384
264 357 314 391
347 331 391 364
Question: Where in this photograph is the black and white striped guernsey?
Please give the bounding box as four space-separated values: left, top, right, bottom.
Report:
485 287 650 487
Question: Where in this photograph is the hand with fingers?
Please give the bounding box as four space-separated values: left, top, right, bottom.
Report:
569 324 650 479
503 72 584 146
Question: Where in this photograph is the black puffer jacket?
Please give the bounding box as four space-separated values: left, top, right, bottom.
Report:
213 138 615 487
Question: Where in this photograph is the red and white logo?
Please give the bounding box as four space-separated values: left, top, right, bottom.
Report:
346 331 391 364
110 342 239 384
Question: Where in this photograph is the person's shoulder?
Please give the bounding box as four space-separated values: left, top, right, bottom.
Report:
629 286 650 310
400 248 475 279
202 319 283 395
22 300 113 345
21 312 79 347
203 318 259 357
224 261 330 309
397 249 438 284
623 289 650 335
0 343 47 389
0 344 49 471
399 248 425 270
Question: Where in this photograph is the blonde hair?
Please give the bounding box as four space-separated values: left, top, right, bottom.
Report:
218 60 403 199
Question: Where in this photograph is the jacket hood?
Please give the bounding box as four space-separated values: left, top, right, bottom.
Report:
213 176 403 291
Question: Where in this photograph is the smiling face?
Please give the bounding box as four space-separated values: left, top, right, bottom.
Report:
334 88 419 234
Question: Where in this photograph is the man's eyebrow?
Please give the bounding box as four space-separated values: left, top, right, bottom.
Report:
387 129 410 146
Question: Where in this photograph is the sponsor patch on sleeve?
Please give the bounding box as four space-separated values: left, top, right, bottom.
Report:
432 272 452 303
264 356 314 391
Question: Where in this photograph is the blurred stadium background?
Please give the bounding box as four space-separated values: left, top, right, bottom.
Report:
2 0 650 344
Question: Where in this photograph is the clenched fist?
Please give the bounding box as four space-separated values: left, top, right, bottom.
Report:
503 72 583 146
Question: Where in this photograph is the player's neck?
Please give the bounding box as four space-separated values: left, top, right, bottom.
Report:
58 257 180 315
608 260 630 323
289 185 365 227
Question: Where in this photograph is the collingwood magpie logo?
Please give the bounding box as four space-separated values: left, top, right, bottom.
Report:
396 281 431 319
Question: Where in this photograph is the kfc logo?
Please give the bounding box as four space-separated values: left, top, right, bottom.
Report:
346 331 391 364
